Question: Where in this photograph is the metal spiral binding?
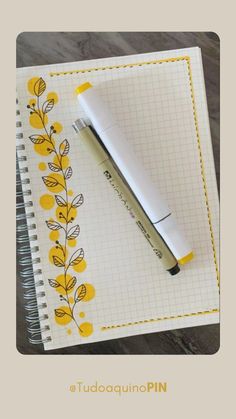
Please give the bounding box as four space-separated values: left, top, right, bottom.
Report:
16 96 52 346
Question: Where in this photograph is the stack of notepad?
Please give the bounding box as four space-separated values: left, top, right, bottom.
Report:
16 47 219 350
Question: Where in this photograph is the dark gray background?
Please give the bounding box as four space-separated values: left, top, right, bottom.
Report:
16 32 220 354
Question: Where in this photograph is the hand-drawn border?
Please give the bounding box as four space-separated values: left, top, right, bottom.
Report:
49 55 220 331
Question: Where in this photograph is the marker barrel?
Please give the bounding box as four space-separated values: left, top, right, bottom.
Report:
73 119 180 275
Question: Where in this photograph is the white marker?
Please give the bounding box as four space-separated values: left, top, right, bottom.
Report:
76 82 193 264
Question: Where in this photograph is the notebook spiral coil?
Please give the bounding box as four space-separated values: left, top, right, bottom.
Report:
16 97 52 346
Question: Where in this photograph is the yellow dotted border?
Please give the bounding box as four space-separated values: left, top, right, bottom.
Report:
186 57 220 288
49 56 189 77
49 55 220 331
101 308 219 331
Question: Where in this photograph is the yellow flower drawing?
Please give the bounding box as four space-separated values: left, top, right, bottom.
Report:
27 77 95 337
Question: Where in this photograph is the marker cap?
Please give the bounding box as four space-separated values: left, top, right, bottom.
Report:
76 82 92 95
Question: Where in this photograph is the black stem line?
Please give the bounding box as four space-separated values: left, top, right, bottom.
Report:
51 222 67 235
57 242 66 258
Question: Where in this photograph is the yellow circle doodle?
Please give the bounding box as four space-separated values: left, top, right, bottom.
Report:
27 77 40 95
39 194 55 210
56 204 77 224
68 239 77 247
49 230 60 241
28 99 36 107
52 274 75 296
73 259 87 273
53 154 69 169
47 92 59 104
55 306 72 326
29 111 48 129
49 244 67 265
79 322 93 337
51 121 63 133
81 283 95 302
34 137 55 156
38 162 47 171
44 173 65 193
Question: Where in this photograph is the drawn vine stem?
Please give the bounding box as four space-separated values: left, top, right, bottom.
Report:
34 97 82 332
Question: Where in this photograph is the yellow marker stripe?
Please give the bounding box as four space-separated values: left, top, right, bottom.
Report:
75 82 92 95
178 251 194 265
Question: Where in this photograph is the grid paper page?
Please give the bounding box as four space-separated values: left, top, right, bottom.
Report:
16 47 219 350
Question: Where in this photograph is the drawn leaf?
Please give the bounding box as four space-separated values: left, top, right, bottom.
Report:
34 77 46 97
71 194 84 208
66 276 77 291
42 176 59 188
46 220 62 231
55 195 67 207
59 139 70 156
42 99 54 113
65 166 72 180
67 225 80 240
48 162 61 172
55 308 67 318
29 134 45 144
48 278 60 288
69 248 84 266
53 255 65 267
74 284 86 302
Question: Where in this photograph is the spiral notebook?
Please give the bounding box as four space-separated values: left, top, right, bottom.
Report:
16 47 219 350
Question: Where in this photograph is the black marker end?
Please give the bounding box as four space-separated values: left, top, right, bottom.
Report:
168 264 180 276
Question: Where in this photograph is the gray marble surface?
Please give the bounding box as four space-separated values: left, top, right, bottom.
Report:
16 32 220 354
